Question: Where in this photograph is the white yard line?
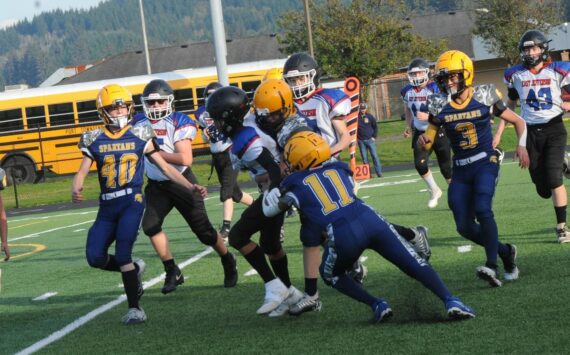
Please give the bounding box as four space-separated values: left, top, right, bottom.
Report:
33 292 59 301
9 220 95 242
15 246 214 355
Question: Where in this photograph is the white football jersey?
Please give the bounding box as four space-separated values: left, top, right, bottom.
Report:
504 62 570 125
401 81 440 131
140 112 197 181
295 88 350 147
230 113 281 180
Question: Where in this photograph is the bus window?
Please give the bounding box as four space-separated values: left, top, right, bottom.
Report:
48 103 75 126
242 80 261 99
26 106 47 129
196 87 207 108
173 88 194 116
76 100 98 124
0 108 24 132
132 94 143 111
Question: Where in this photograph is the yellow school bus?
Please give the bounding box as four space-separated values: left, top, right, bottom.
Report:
0 59 286 183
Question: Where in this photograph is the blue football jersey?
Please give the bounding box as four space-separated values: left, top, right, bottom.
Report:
282 161 364 233
427 85 501 160
79 124 155 195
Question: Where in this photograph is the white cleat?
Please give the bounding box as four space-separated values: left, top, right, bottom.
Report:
427 188 442 209
257 278 289 314
268 286 304 317
122 307 147 325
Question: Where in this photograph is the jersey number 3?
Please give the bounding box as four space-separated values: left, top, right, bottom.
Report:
303 170 354 215
101 153 138 189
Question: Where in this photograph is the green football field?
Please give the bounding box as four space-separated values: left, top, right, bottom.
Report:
1 161 570 354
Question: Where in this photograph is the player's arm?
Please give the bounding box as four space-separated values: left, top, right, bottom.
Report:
417 123 438 151
403 106 413 138
145 141 207 197
330 116 351 155
159 139 193 166
0 193 8 261
561 84 570 112
494 98 529 169
71 156 93 203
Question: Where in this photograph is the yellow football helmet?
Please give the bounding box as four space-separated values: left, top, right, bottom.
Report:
96 84 134 128
284 131 331 171
434 50 473 97
263 68 283 81
253 79 296 136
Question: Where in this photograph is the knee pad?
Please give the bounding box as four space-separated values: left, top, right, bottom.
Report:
228 227 250 250
415 158 429 176
196 227 218 246
143 223 162 238
547 174 563 191
232 191 244 203
219 189 233 203
259 238 281 256
536 184 552 199
86 252 107 269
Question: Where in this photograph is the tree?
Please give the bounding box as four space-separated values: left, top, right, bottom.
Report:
473 0 563 66
277 0 447 86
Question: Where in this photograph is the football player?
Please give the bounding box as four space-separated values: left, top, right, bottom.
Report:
263 131 476 322
495 30 570 243
402 58 452 208
72 84 206 324
206 86 302 317
133 79 238 294
254 78 433 315
194 82 253 240
418 50 529 287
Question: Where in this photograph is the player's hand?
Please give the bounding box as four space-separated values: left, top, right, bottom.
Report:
264 188 281 206
193 184 208 198
72 187 84 203
492 135 501 149
416 134 431 147
515 146 530 169
1 243 9 261
561 101 570 112
403 127 411 138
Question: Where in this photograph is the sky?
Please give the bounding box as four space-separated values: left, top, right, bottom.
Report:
0 0 106 29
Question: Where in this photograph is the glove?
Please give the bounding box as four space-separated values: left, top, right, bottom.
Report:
262 188 282 217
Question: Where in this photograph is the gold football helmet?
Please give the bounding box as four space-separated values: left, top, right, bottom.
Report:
434 50 473 97
253 79 295 136
96 84 134 128
284 131 331 171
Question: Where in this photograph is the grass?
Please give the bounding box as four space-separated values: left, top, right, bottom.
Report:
6 118 570 210
1 162 570 354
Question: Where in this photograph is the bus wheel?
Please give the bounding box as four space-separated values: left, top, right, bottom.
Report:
2 155 37 185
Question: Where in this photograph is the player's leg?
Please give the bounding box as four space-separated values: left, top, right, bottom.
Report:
85 206 120 271
413 129 441 208
432 130 452 184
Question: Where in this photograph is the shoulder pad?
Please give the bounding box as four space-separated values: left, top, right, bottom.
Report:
551 61 570 76
78 129 104 149
400 84 412 99
427 93 448 116
473 84 501 107
130 121 156 141
426 81 440 93
277 114 311 148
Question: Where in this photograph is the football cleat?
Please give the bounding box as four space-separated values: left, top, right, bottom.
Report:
348 261 368 284
409 226 431 260
268 285 304 317
427 188 442 209
476 266 502 287
372 299 393 323
445 297 476 320
279 225 286 244
221 252 238 288
286 206 298 218
556 225 570 243
502 244 519 281
257 278 289 314
134 259 146 300
563 155 570 179
288 292 322 316
494 147 505 165
122 307 147 325
162 265 184 294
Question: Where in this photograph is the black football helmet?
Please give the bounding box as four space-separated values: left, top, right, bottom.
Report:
407 58 430 87
283 52 320 99
142 79 174 120
205 86 250 137
518 30 550 68
203 82 223 101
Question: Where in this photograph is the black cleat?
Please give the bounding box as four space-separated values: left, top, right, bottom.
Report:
162 265 184 294
222 253 238 288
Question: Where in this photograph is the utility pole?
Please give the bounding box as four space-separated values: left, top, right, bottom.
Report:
210 0 229 85
139 0 152 74
303 0 314 57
